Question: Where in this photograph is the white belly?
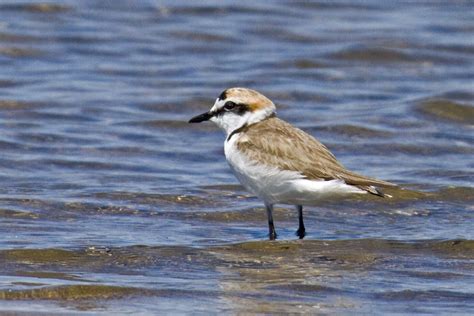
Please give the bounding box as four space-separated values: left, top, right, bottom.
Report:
224 137 365 205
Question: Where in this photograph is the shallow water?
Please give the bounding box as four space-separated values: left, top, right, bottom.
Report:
0 0 473 314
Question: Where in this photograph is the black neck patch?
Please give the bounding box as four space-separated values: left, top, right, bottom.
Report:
225 113 276 142
227 123 248 142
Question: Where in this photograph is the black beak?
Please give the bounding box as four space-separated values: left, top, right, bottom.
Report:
189 111 213 123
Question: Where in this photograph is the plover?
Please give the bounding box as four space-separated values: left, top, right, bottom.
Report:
189 88 396 240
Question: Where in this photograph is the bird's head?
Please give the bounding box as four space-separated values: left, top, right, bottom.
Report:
189 87 276 135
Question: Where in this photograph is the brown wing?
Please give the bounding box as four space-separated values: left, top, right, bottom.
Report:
236 117 396 195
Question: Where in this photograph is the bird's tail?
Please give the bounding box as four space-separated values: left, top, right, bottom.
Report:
356 185 393 198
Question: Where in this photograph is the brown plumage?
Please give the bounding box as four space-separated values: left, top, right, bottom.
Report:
236 116 396 197
189 87 398 239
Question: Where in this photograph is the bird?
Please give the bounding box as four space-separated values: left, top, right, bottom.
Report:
189 87 396 240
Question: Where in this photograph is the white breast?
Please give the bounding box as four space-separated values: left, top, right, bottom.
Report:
224 134 366 206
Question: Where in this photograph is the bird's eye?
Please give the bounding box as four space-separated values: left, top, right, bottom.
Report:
224 101 236 110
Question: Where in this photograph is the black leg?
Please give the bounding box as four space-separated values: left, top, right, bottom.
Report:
296 205 305 239
265 204 277 240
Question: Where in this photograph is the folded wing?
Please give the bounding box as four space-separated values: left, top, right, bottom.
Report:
236 117 396 196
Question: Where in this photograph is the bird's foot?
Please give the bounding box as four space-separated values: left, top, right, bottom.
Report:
269 231 277 241
296 228 306 239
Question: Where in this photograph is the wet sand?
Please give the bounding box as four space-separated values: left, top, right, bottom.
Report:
0 238 473 314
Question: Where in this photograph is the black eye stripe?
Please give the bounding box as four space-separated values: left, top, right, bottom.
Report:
215 102 249 116
224 101 236 110
229 103 248 115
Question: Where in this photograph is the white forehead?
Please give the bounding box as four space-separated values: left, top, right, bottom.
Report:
210 98 224 112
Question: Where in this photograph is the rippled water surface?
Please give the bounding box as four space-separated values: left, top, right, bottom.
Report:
0 0 473 314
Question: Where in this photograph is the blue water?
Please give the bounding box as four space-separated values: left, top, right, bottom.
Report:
0 1 473 314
